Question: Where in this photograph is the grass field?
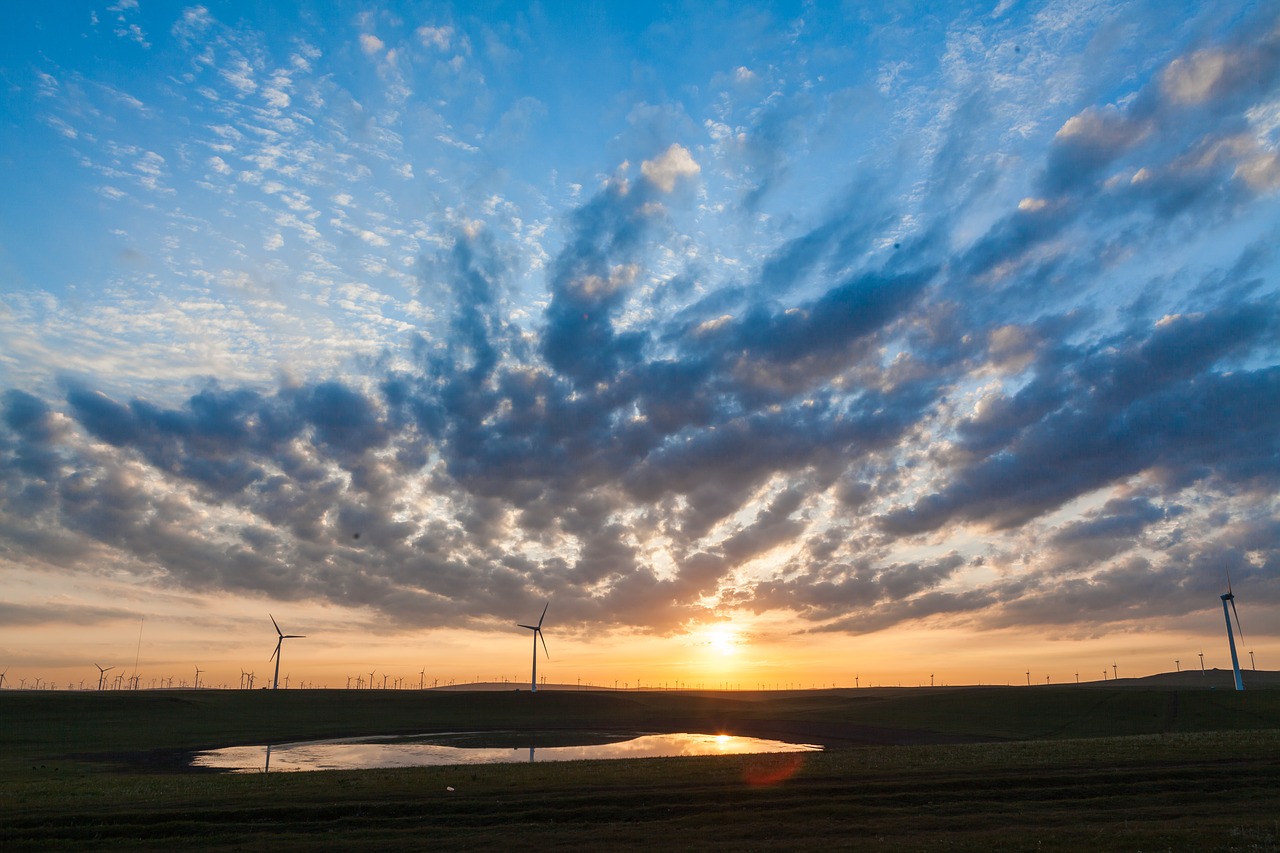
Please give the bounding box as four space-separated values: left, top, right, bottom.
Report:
3 683 1279 850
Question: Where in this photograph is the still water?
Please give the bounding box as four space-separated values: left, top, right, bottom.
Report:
191 731 822 773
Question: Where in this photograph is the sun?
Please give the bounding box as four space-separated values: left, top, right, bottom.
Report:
705 626 740 657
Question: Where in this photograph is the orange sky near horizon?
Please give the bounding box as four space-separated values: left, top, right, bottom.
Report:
1 586 1267 691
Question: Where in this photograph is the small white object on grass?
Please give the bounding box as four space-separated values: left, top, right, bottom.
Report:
446 786 455 792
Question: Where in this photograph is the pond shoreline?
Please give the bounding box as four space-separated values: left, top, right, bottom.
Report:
81 718 993 775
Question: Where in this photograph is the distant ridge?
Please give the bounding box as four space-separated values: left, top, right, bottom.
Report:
1098 668 1280 689
417 672 1280 693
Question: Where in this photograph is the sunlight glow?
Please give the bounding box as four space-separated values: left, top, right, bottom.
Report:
705 626 741 657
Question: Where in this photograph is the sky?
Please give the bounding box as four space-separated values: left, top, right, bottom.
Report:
1 1 1278 691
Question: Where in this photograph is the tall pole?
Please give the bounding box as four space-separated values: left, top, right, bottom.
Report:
1222 593 1245 691
531 631 538 692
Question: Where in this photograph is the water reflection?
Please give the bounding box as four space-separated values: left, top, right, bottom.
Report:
192 731 821 773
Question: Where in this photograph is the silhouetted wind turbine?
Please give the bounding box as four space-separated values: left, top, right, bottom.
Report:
0 669 7 689
194 666 203 689
517 603 549 692
95 664 114 691
269 615 305 690
1221 570 1246 691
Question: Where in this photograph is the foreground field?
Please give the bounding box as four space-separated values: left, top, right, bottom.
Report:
3 685 1279 851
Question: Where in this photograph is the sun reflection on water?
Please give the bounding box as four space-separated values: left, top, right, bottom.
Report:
192 731 821 773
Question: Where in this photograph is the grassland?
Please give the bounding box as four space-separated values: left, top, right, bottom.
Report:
3 683 1279 851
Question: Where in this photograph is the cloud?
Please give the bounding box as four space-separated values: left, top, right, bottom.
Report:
0 600 138 627
417 25 454 50
640 143 701 192
3 2 1278 646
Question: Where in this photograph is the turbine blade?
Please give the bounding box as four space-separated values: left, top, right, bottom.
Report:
1231 597 1246 646
1225 567 1234 597
517 624 537 631
537 602 548 629
284 634 305 639
538 628 549 659
270 642 280 662
270 613 283 637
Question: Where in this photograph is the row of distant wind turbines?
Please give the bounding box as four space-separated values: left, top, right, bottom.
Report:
85 607 553 693
33 576 1257 693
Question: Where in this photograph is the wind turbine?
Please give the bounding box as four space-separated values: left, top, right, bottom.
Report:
0 669 7 689
517 603 549 692
1221 571 1246 691
194 666 203 689
95 664 114 691
269 615 305 690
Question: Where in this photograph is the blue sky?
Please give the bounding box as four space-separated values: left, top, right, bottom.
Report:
1 1 1278 686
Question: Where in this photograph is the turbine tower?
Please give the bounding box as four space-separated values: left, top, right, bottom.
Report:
517 603 549 692
269 615 305 690
1221 572 1246 692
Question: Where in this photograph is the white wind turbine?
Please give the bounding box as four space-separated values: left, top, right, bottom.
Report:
269 615 305 690
1221 571 1246 692
517 603 549 692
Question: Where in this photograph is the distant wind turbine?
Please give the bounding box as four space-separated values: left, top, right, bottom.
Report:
0 669 7 689
269 615 305 690
194 666 203 689
1221 571 1246 691
517 603 549 692
95 664 114 691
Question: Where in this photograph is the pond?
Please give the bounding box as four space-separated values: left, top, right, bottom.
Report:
191 730 823 773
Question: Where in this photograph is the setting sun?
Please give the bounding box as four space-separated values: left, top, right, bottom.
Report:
705 627 741 657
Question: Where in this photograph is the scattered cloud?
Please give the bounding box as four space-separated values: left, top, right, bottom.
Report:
2 1 1277 650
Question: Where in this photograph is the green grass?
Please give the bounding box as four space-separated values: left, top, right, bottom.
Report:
3 687 1279 851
